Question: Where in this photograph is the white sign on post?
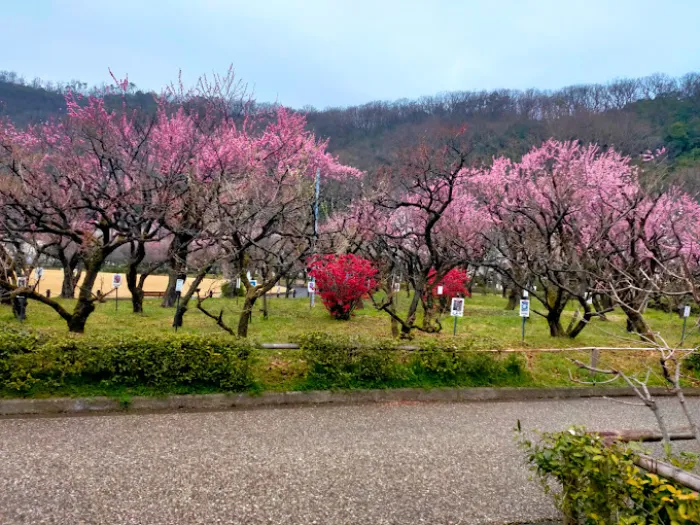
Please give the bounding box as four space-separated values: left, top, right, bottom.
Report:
450 297 464 317
683 305 691 318
522 290 529 298
519 299 530 318
175 279 185 293
236 278 241 289
437 286 444 296
35 267 44 279
307 281 315 293
249 279 258 287
112 274 122 289
17 276 27 288
393 282 401 292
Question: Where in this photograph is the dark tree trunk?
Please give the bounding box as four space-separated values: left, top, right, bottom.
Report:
621 305 655 342
67 263 101 333
237 294 257 337
171 269 209 329
390 295 399 338
162 233 192 308
59 253 81 299
126 241 146 314
131 289 144 314
61 269 77 299
567 299 596 339
506 288 519 310
67 300 95 333
400 287 423 339
262 292 269 319
592 294 608 321
546 309 565 337
422 293 440 332
173 305 187 328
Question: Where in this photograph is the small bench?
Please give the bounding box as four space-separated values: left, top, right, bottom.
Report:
142 291 166 298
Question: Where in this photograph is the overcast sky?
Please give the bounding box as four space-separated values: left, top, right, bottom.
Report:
2 0 699 108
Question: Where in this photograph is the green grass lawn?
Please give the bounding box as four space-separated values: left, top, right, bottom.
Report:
2 291 698 349
2 292 699 397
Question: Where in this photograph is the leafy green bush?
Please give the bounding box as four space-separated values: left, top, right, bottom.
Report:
685 351 700 372
1 334 255 393
519 426 700 524
298 333 398 388
409 342 527 386
298 333 529 389
220 280 245 298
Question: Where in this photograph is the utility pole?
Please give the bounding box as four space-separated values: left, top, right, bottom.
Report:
310 167 320 308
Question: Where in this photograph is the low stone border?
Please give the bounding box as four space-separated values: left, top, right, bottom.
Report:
2 386 700 417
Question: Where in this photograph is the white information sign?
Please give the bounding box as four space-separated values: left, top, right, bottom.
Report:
522 290 529 298
35 267 44 279
393 282 401 292
112 274 122 289
519 299 530 318
307 281 315 293
249 279 258 287
437 285 444 296
17 276 27 288
236 278 241 289
683 305 691 318
450 297 464 317
175 279 185 293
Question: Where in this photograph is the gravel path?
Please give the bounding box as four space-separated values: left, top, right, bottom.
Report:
1 397 699 524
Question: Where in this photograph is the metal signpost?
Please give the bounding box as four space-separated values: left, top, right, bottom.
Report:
392 278 401 310
16 276 27 322
308 280 315 308
519 298 530 342
173 274 186 332
682 305 691 344
112 274 122 311
450 297 464 336
35 267 44 294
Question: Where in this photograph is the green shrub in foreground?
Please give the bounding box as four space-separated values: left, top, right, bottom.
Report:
297 333 529 389
519 426 700 524
1 334 255 393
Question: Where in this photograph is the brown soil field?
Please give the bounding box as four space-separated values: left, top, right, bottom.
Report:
32 269 225 298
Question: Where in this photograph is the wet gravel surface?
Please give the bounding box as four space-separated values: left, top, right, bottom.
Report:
1 397 699 524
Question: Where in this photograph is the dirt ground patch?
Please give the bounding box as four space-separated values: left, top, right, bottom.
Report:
31 269 226 299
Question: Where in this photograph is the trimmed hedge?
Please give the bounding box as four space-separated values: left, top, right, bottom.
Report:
0 328 530 396
0 330 255 393
297 333 529 389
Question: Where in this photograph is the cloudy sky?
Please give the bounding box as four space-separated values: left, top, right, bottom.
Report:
2 0 699 108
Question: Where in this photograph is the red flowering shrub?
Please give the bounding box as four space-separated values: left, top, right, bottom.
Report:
308 254 378 320
426 268 470 312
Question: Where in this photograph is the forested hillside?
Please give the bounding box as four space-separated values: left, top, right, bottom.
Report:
1 69 699 186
